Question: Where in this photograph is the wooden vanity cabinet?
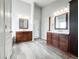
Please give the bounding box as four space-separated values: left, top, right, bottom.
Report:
16 31 32 43
47 32 69 52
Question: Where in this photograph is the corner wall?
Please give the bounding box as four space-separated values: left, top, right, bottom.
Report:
41 0 69 40
33 3 42 39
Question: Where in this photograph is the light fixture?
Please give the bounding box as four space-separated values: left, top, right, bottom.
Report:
54 7 69 16
18 14 29 19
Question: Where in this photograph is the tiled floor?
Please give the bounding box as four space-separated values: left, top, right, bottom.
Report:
11 40 77 59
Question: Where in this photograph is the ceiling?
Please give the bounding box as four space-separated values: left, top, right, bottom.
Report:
21 0 56 7
21 0 70 7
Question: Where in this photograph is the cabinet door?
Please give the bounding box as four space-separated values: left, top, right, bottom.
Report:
28 32 32 41
23 31 32 41
52 34 59 48
16 32 23 42
47 32 52 45
59 35 68 52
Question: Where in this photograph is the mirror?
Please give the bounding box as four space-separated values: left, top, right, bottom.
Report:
54 13 68 30
19 18 28 29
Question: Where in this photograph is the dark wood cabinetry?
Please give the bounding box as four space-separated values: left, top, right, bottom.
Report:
47 0 78 57
69 0 78 57
59 35 68 52
47 32 69 52
47 32 52 45
52 34 59 48
16 31 32 43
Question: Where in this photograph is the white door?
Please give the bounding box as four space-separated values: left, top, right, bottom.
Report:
0 0 12 59
0 0 5 59
5 0 12 59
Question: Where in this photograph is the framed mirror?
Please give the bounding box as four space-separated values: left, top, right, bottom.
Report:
54 13 68 30
19 18 28 29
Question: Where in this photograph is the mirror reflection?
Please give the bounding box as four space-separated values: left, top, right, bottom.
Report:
19 18 28 29
54 13 68 30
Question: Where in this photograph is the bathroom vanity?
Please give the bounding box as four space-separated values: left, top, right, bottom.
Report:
16 31 32 43
47 32 69 52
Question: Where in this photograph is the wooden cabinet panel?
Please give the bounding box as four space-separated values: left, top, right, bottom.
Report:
16 32 23 42
28 32 32 41
59 35 68 52
47 32 52 45
52 33 59 47
52 39 59 48
59 41 68 52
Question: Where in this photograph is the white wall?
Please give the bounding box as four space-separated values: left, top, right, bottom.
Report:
33 4 42 39
5 0 12 59
12 0 32 37
0 0 5 59
41 0 69 40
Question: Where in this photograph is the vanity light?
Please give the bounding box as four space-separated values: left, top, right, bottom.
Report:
54 13 57 16
22 16 29 19
18 14 22 18
64 8 69 12
18 14 29 19
54 7 69 16
60 9 64 13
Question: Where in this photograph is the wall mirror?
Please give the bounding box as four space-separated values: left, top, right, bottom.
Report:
54 13 68 30
19 18 28 29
